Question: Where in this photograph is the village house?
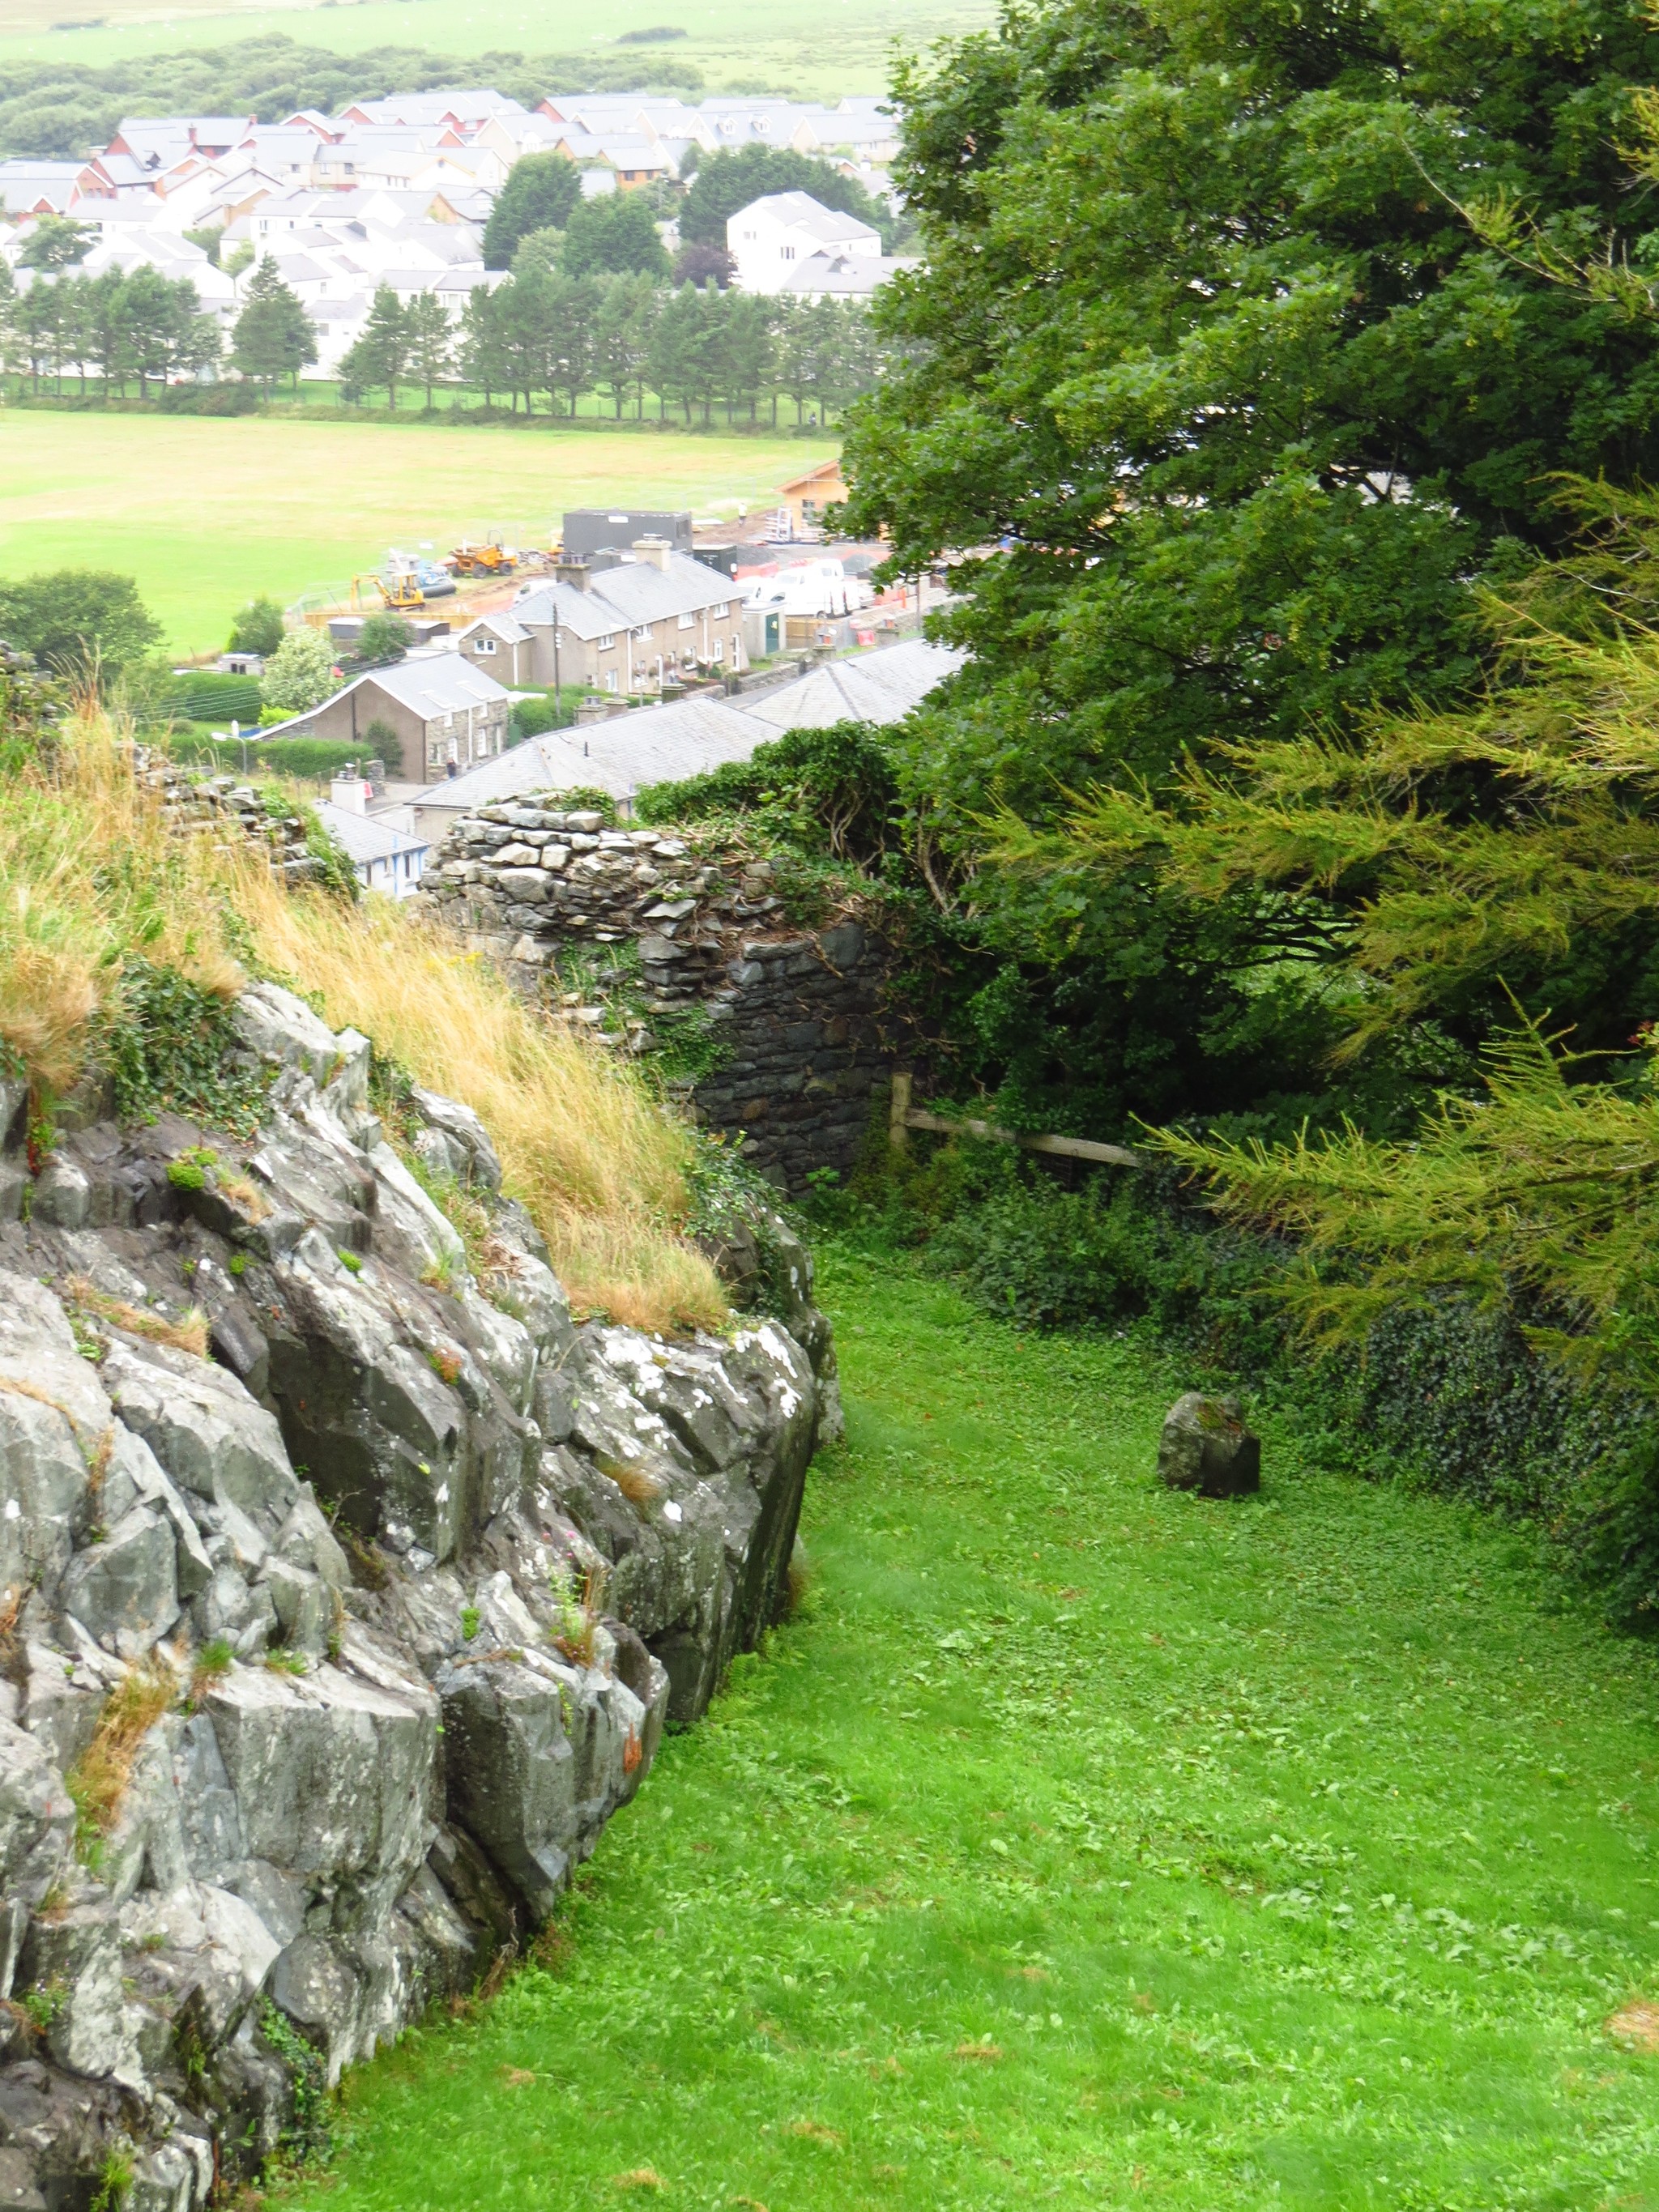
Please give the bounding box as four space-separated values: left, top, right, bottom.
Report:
727 190 881 295
776 459 850 534
456 539 746 694
262 655 511 776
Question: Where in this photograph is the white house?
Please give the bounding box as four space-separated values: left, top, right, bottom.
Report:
727 190 881 295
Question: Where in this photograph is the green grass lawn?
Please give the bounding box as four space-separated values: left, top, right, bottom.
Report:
0 411 827 656
0 0 992 100
284 1249 1659 2211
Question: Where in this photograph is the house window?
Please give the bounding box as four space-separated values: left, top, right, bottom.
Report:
712 601 729 618
474 635 496 654
596 632 616 650
677 612 693 630
631 624 652 641
603 670 618 693
712 637 723 663
731 633 741 664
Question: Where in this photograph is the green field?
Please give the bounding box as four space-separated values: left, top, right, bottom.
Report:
0 411 829 656
0 0 991 100
285 1251 1659 2212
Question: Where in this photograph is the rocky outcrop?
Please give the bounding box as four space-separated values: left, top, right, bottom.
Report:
0 983 834 2206
414 803 904 1188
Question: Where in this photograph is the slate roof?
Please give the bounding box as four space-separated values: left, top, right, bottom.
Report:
316 802 429 864
513 553 736 639
258 654 510 739
409 694 764 811
741 639 965 731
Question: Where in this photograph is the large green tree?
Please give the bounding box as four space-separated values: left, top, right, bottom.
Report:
482 151 582 271
0 569 161 674
559 191 670 279
838 0 1659 1138
231 258 316 392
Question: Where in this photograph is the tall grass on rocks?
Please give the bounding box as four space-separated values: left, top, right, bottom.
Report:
0 714 725 1333
0 711 241 1089
232 869 726 1331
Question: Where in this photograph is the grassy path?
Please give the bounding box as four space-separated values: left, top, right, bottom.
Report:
291 1251 1659 2210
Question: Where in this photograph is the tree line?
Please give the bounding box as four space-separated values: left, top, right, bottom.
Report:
0 249 889 424
339 269 885 424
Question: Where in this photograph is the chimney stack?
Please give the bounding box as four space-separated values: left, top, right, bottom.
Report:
633 535 672 573
553 558 591 590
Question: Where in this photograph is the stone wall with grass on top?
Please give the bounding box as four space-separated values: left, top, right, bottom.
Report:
413 798 906 1189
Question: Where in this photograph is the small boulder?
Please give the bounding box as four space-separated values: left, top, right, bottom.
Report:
1158 1392 1260 1498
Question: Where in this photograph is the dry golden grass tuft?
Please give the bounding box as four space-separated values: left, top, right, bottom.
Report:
65 1279 209 1360
0 710 242 1090
610 2171 665 2193
67 1658 177 1843
599 1453 664 1508
232 871 725 1332
0 718 726 1338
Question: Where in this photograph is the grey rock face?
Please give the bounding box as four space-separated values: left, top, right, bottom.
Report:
1158 1392 1261 1498
0 981 834 2208
58 1507 179 1660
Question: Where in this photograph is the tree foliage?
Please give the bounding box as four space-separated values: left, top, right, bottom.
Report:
262 625 338 714
680 145 902 252
0 35 703 163
227 595 284 656
482 151 582 271
231 258 316 390
0 569 161 675
834 0 1659 1141
559 191 671 279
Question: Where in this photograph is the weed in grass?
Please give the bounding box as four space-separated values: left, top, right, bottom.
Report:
264 1648 308 1677
66 1659 175 1855
279 1249 1659 2212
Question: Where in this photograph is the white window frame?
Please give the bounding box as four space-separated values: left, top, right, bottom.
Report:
473 634 496 654
677 612 693 630
603 669 618 693
631 623 652 641
596 631 616 650
711 637 723 663
711 601 729 618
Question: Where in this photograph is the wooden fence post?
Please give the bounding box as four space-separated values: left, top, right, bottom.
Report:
889 1070 912 1154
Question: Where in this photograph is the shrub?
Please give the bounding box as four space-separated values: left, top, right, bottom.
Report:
227 595 284 657
360 718 403 777
262 627 338 715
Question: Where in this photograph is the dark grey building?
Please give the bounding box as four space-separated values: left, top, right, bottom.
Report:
560 509 693 561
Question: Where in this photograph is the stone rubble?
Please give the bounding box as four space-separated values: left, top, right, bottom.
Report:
0 982 834 2207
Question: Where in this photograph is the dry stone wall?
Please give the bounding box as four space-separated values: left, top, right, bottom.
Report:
414 801 904 1188
0 984 836 2210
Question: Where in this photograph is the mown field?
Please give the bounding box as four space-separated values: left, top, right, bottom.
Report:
0 410 825 655
0 0 989 98
283 1251 1659 2212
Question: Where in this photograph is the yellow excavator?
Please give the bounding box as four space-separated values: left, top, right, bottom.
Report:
349 569 424 612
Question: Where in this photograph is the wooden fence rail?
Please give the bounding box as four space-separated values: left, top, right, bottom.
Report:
887 1072 1144 1170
